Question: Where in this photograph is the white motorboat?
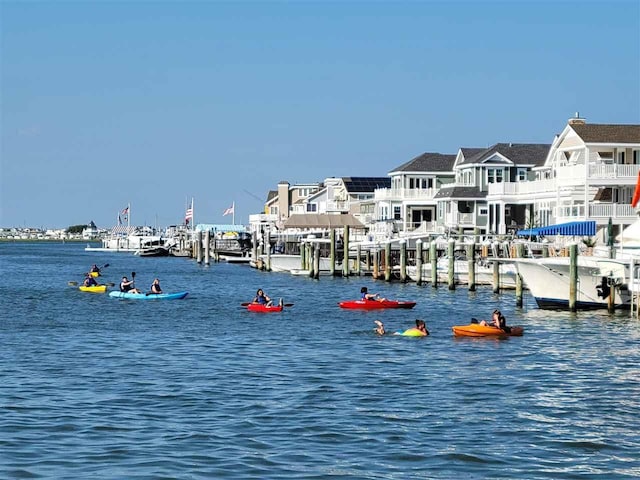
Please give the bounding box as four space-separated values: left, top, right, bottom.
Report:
406 257 519 289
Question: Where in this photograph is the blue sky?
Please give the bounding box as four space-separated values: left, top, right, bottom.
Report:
2 1 639 229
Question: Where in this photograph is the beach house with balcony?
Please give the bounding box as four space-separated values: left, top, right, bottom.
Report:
486 116 640 236
435 143 551 235
372 152 456 236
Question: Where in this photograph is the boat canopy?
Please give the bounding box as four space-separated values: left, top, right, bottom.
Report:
516 220 596 237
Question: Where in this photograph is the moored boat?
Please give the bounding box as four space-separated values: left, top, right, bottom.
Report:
338 299 416 309
108 291 188 300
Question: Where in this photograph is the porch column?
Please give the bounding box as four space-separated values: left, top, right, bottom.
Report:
584 145 589 217
499 202 506 235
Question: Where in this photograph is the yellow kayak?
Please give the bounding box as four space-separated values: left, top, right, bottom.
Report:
79 285 107 293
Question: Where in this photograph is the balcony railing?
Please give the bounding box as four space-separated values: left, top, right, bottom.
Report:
444 212 474 225
374 187 437 201
487 179 557 196
588 163 640 179
326 200 350 212
555 203 637 223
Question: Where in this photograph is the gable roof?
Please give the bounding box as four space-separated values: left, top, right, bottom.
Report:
570 124 640 144
342 177 390 193
458 143 550 167
390 152 456 173
266 190 278 203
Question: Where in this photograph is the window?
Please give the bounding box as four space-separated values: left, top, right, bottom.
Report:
634 150 640 165
479 207 488 216
517 168 527 181
487 168 504 183
306 204 317 212
618 151 626 164
393 206 401 220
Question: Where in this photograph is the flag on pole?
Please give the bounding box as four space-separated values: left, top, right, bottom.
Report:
223 203 235 216
121 205 129 220
185 199 194 224
632 171 640 208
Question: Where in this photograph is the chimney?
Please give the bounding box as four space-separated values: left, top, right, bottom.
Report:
568 112 586 126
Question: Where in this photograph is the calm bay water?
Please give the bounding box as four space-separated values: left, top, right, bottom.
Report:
1 242 639 479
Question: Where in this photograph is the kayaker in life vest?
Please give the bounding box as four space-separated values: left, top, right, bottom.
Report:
252 288 273 306
120 276 141 294
90 264 101 274
361 286 385 302
83 274 98 287
149 278 162 295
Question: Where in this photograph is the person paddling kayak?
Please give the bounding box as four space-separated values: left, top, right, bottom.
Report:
361 286 386 302
252 288 273 306
120 276 141 294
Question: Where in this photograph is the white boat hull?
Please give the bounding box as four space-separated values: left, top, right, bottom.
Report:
513 257 631 309
406 260 519 289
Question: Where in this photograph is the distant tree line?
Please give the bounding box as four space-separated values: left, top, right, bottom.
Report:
66 224 87 234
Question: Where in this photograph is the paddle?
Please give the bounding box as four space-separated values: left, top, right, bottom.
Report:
69 281 115 287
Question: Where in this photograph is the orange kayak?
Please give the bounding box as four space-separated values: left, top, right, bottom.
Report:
452 324 524 337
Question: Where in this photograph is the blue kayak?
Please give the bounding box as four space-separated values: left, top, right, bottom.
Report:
108 291 189 300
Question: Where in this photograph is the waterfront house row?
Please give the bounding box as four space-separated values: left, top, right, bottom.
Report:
249 116 640 240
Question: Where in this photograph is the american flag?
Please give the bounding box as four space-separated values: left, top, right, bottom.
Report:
121 206 129 216
223 203 234 216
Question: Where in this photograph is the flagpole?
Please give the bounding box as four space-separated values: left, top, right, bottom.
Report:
232 201 235 225
191 198 195 231
127 203 130 230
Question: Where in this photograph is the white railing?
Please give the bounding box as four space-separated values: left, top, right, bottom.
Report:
487 179 557 196
374 187 436 201
555 203 637 223
588 163 640 179
588 203 637 218
326 200 350 212
445 212 474 225
556 164 586 185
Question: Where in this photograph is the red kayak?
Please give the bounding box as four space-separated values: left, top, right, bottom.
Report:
247 303 284 313
338 299 416 310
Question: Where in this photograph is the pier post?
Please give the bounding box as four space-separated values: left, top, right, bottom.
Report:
399 239 407 283
384 242 391 282
430 241 438 287
366 248 371 275
330 229 336 276
343 225 350 278
372 249 379 279
569 244 578 312
467 242 476 292
313 243 320 280
515 244 524 308
266 231 271 272
204 230 211 265
300 241 306 270
196 230 203 264
492 261 500 293
542 244 549 258
415 239 423 286
447 239 456 290
356 244 362 276
252 231 258 264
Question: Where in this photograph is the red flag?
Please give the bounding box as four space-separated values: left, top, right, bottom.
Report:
632 172 640 208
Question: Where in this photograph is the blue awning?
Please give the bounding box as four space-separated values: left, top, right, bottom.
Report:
516 220 596 237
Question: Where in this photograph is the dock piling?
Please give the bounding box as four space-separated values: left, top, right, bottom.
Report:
415 239 423 286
